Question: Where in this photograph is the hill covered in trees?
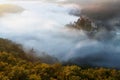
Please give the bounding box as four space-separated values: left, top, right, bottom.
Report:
0 38 120 80
67 16 97 31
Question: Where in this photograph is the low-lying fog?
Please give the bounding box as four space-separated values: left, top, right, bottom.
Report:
0 0 80 58
0 0 120 68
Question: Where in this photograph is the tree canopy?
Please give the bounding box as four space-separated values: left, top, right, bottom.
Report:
0 38 120 80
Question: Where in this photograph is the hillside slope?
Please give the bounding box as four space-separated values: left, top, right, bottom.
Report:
0 38 120 80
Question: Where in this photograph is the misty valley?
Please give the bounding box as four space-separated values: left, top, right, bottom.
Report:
0 0 120 80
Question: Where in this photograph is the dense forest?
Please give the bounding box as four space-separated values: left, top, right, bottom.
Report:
0 38 120 80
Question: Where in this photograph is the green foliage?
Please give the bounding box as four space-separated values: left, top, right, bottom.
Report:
0 38 120 80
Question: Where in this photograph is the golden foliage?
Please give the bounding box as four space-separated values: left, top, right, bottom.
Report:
0 38 120 80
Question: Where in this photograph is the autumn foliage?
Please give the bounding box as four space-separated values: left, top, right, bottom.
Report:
0 38 120 80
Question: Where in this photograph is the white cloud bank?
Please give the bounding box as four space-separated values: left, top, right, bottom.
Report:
0 1 79 56
0 0 120 68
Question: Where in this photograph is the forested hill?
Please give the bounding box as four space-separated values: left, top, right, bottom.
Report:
0 38 120 80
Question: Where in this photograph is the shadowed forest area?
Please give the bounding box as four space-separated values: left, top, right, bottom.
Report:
0 38 120 80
